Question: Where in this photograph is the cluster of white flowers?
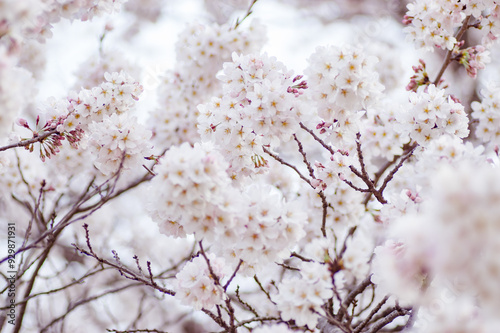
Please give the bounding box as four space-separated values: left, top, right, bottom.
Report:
147 142 306 274
274 261 333 329
404 0 498 49
41 71 143 133
0 0 46 42
361 101 410 162
305 44 383 143
149 21 266 149
146 142 235 239
374 162 500 325
404 1 500 77
73 50 140 90
403 1 498 78
396 84 469 147
471 82 500 150
175 21 266 74
36 71 149 174
404 0 465 51
411 299 500 333
175 253 227 310
0 0 126 45
199 52 307 178
87 114 152 175
381 135 485 225
220 184 306 274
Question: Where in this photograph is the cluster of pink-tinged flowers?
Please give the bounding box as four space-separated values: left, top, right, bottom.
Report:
21 70 150 175
15 115 83 162
406 59 431 92
198 52 309 178
453 43 491 78
403 0 498 79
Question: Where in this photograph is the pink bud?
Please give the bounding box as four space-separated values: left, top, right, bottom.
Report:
16 118 30 129
314 161 324 168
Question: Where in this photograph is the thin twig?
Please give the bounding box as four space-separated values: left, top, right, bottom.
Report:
224 260 243 291
299 122 335 155
233 0 259 30
293 134 315 179
337 275 373 322
366 307 410 333
263 146 313 188
433 15 471 85
353 296 389 333
0 129 58 152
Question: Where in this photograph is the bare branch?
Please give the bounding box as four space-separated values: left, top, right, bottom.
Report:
233 0 259 30
0 129 59 152
433 16 471 85
299 122 336 155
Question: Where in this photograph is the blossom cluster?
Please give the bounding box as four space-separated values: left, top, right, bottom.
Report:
73 49 141 90
373 163 500 326
146 142 234 239
198 52 307 178
471 82 500 150
0 0 126 45
7 0 500 332
87 113 152 175
146 142 306 274
403 0 496 77
274 263 333 329
403 0 497 51
37 71 150 175
304 44 383 143
175 253 227 310
396 84 469 147
148 20 266 149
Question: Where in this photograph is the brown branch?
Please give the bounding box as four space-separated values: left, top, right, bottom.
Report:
0 264 108 309
263 146 313 188
362 142 417 206
319 191 329 237
366 307 410 333
234 316 281 328
40 282 142 333
353 296 389 333
224 260 243 291
290 252 313 262
253 275 276 305
0 129 58 152
433 15 471 85
0 170 153 266
198 241 238 332
73 241 175 296
234 285 259 317
12 225 63 333
377 143 417 195
337 275 373 322
299 122 335 155
262 145 330 236
233 0 259 30
293 134 315 179
338 226 357 259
